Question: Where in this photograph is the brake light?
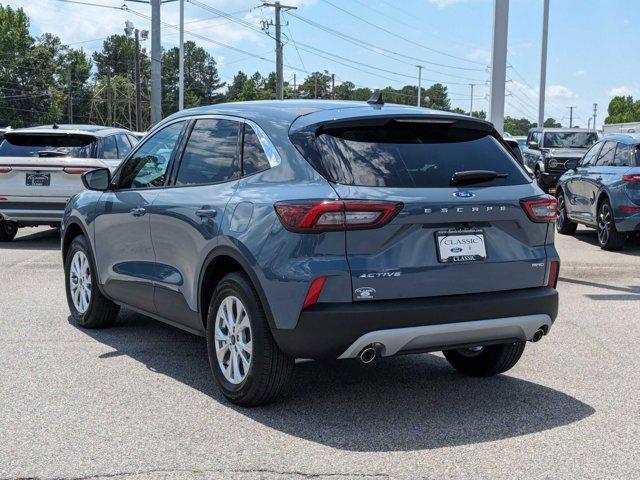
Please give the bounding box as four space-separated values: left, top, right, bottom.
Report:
274 199 403 233
0 166 12 173
63 168 93 174
547 260 559 288
520 195 557 222
623 174 640 182
619 206 640 212
302 276 326 309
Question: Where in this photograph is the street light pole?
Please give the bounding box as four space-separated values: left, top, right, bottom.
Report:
150 0 162 125
178 0 185 110
489 0 509 133
134 29 142 131
416 65 423 107
538 0 550 127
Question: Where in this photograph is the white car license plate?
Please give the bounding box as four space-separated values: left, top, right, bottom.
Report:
436 230 487 263
26 173 50 186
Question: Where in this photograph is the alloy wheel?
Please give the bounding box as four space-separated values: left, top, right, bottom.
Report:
214 295 253 385
69 251 92 314
597 203 612 245
557 195 566 230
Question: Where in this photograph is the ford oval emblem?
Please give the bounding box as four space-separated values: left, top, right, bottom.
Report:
453 191 475 198
451 247 463 253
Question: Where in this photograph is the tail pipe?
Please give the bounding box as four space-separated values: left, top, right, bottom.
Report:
358 343 383 364
530 327 546 343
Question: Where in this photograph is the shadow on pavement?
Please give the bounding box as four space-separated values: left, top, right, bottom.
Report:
70 309 595 452
560 276 640 301
570 228 640 256
1 228 60 251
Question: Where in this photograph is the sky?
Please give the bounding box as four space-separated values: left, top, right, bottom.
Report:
4 0 639 128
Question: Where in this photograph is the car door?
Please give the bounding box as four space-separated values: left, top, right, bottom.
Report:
568 141 602 219
93 120 187 313
583 141 616 223
149 116 242 332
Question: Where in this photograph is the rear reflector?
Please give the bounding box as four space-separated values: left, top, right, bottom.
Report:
547 260 559 288
619 205 640 212
302 276 326 309
623 174 640 182
520 195 557 222
275 199 403 233
0 167 12 173
63 168 93 174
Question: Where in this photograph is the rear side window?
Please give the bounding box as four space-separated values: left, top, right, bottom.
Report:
175 119 241 186
596 141 616 166
116 133 133 158
290 119 529 188
242 124 270 175
613 143 633 167
580 142 602 167
0 133 97 158
101 136 119 159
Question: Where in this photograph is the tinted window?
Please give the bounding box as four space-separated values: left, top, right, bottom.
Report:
117 121 185 189
242 124 270 175
291 120 529 188
543 131 598 148
613 143 632 167
128 134 140 145
116 133 132 158
175 119 240 186
0 133 97 158
596 141 616 166
580 142 602 167
101 136 119 159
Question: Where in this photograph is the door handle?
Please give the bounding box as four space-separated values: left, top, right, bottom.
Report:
195 208 217 219
130 207 147 217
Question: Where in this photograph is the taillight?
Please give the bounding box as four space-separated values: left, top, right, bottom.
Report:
619 206 640 212
520 195 557 222
64 168 93 174
0 166 12 173
274 199 403 233
302 276 326 309
623 174 640 182
547 260 559 288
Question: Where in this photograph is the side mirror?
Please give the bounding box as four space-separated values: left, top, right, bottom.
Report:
528 140 539 149
82 168 111 191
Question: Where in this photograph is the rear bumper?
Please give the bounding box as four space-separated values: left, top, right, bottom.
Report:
0 199 67 225
273 286 558 359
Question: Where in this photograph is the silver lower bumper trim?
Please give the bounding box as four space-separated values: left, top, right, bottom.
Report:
338 314 552 359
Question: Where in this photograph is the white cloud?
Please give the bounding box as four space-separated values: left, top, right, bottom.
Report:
607 85 637 96
548 85 574 99
427 0 486 7
574 69 586 77
467 48 491 63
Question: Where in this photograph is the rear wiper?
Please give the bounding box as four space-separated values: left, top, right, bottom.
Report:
450 170 508 185
36 150 68 158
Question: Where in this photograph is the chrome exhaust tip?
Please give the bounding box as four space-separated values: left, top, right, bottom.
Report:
530 328 545 343
359 345 377 364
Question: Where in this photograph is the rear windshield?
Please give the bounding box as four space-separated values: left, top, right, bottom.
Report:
0 134 97 158
543 132 598 149
290 119 530 188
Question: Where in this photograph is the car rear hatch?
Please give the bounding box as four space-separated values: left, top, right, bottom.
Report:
290 113 554 301
0 131 103 199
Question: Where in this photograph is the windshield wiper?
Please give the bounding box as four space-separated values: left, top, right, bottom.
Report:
36 150 68 158
450 170 508 186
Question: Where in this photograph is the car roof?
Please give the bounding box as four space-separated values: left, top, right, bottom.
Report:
7 124 131 137
600 134 640 145
529 127 596 133
157 99 493 136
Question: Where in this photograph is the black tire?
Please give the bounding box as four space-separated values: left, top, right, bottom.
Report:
64 234 119 328
534 168 549 193
206 272 294 407
597 198 626 251
0 220 18 242
556 191 577 235
443 341 526 377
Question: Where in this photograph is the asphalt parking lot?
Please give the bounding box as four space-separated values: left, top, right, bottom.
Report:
1 226 639 480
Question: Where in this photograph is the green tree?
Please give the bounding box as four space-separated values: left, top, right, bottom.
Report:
93 34 150 81
544 117 562 128
605 95 640 124
504 116 535 136
300 71 332 99
424 83 450 110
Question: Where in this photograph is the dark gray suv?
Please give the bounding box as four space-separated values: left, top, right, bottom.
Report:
61 100 560 406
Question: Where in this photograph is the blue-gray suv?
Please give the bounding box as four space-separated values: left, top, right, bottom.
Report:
556 135 640 250
61 100 560 406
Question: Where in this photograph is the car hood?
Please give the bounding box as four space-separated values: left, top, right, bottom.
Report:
542 147 588 158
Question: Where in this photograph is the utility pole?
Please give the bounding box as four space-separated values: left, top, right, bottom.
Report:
106 69 112 126
134 29 143 131
538 0 550 127
263 2 297 100
568 106 575 128
178 0 185 110
67 69 73 123
592 103 598 131
150 0 162 125
416 65 423 107
469 83 475 116
314 75 318 99
489 0 509 133
293 73 296 97
331 73 335 99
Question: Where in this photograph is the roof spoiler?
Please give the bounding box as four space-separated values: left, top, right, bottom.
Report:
367 91 384 108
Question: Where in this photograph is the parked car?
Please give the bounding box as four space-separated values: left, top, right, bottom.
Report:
515 136 527 148
556 134 640 250
0 124 139 241
61 100 560 406
522 128 598 192
0 127 11 142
